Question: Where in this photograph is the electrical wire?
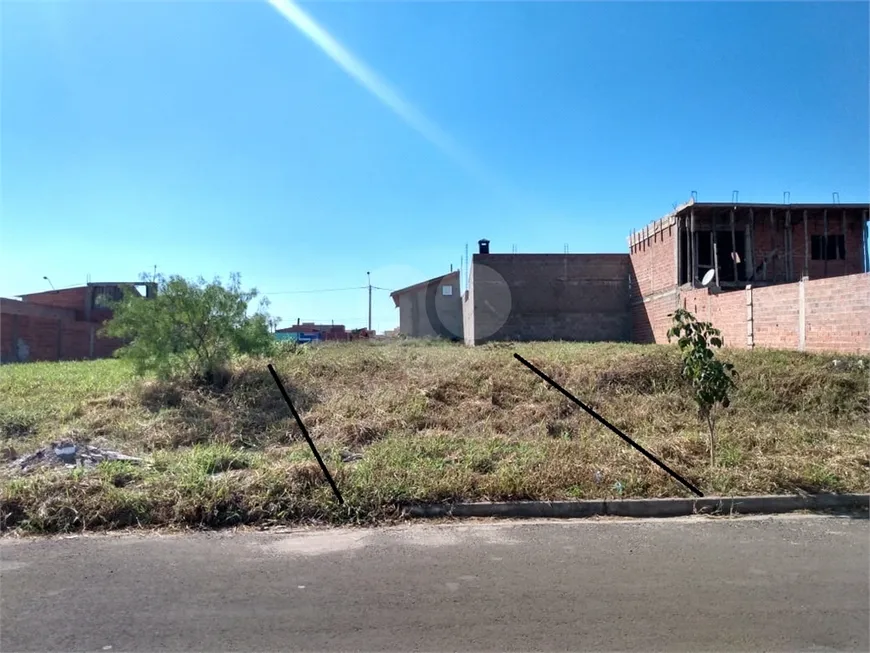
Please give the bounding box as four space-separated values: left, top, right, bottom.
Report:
264 285 397 295
264 286 367 295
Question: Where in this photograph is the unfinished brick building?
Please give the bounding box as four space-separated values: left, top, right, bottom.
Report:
0 282 155 363
453 198 869 353
629 200 870 352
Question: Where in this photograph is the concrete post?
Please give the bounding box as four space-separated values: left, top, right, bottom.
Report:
84 286 93 322
798 276 807 352
745 285 754 349
746 212 754 283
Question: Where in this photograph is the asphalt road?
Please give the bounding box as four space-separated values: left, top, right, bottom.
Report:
1 515 868 652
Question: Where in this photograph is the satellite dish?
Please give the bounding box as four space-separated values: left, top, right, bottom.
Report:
701 269 716 287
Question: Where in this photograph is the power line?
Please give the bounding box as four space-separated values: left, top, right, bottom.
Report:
264 285 397 295
264 286 367 295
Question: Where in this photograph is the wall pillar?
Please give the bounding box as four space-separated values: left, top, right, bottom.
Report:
10 314 19 362
863 211 869 273
745 285 754 349
798 276 807 352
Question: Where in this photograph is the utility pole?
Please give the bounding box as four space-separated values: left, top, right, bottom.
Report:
367 271 372 332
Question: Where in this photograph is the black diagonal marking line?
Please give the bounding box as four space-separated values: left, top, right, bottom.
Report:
513 353 704 497
268 363 344 504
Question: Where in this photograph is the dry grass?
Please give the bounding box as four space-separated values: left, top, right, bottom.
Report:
1 340 868 533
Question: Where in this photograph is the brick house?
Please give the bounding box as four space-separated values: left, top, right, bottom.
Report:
276 322 348 342
275 322 375 342
629 200 870 352
0 282 156 363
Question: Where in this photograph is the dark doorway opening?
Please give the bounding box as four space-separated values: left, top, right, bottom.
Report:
680 229 747 285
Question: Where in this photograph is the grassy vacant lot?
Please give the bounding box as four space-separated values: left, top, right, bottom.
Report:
1 340 868 532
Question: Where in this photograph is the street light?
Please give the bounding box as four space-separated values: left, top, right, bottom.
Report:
43 276 56 290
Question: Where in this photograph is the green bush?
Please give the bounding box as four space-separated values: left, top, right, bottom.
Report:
103 272 275 385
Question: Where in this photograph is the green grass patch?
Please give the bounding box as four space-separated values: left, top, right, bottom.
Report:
2 341 868 533
0 359 138 443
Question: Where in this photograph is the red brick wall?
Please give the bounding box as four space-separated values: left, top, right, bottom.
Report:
0 314 10 361
752 282 800 350
1 313 63 361
629 218 680 344
751 212 866 282
804 274 870 353
637 273 870 353
631 294 677 344
680 287 747 349
1 296 124 363
629 220 677 300
19 288 87 317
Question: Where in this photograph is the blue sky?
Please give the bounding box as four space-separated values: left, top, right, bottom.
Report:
2 1 868 332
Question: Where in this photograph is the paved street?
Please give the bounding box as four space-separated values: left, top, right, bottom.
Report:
1 515 868 652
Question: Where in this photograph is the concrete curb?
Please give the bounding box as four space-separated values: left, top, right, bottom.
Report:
404 494 870 519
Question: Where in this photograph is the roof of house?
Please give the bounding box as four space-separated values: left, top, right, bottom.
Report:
389 271 460 308
16 281 148 299
628 199 869 248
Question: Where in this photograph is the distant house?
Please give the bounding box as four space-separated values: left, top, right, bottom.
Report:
390 271 463 340
276 322 347 343
275 322 374 343
0 282 156 363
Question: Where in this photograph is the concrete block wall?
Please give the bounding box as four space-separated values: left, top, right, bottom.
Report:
396 272 463 340
466 253 631 344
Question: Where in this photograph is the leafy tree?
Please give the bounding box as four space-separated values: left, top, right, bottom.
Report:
667 308 738 467
103 272 274 384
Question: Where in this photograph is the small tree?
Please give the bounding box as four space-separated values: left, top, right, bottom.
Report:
667 308 738 466
103 272 274 384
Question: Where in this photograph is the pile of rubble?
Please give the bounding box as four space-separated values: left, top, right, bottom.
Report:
9 441 143 474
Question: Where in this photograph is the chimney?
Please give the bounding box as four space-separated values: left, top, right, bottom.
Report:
478 239 490 254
